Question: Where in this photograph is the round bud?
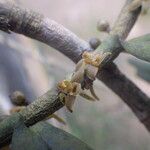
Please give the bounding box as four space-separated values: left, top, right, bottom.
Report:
97 20 110 32
9 91 26 106
89 38 101 49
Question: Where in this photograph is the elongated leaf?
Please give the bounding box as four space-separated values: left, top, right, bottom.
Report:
122 34 150 62
31 122 93 150
129 58 150 82
11 120 50 150
128 34 150 43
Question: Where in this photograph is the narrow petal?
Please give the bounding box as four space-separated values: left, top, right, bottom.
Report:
90 86 100 101
79 92 96 101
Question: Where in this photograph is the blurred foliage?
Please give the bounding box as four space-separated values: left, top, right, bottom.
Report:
11 120 49 150
10 117 93 150
129 58 150 82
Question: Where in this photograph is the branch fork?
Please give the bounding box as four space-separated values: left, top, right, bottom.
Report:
0 0 150 147
57 51 111 112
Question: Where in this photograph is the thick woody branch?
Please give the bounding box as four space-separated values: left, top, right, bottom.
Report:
95 0 149 124
0 89 64 147
0 0 150 147
94 0 141 63
98 64 150 130
0 1 91 62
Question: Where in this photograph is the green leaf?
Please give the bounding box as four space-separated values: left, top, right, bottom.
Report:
122 34 150 62
31 122 93 150
11 120 50 150
127 34 150 43
129 58 150 82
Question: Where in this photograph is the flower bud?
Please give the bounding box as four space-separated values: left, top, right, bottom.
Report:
89 37 101 49
97 20 110 32
9 91 26 106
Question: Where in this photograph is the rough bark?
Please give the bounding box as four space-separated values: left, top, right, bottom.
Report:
0 0 149 147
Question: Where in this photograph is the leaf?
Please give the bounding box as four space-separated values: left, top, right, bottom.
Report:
128 34 150 43
79 92 96 101
31 122 93 150
129 58 150 82
122 34 150 62
11 120 50 150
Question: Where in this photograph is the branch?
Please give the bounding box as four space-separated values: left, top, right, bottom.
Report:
0 1 92 62
94 0 141 63
98 63 150 129
0 0 150 147
111 0 141 40
0 89 64 147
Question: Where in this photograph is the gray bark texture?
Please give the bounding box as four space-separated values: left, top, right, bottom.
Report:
0 0 149 147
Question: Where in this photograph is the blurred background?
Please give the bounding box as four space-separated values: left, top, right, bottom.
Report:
0 0 150 149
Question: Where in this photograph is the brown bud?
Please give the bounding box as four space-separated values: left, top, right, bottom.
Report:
89 38 101 49
97 20 110 32
9 91 26 106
